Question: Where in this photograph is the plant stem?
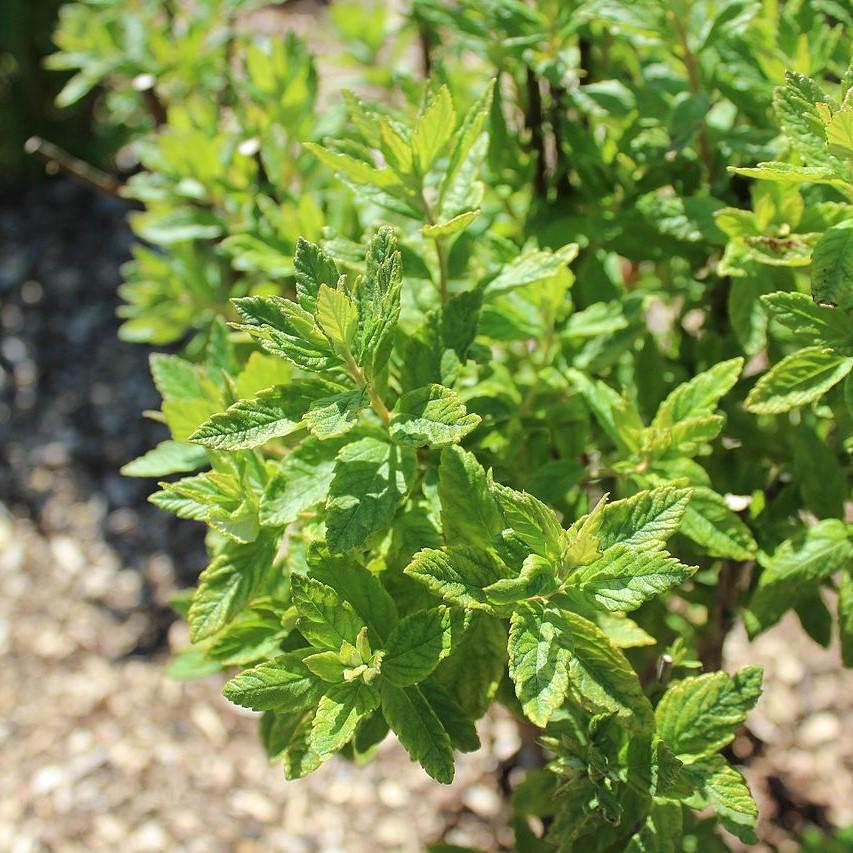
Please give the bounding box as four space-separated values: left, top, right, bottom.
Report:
434 237 449 303
669 10 714 181
24 136 124 198
344 353 391 425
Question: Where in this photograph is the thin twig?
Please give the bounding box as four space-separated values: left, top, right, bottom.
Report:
24 136 124 199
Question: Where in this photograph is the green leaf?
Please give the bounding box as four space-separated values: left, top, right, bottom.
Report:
419 682 480 753
568 544 695 612
488 244 579 294
745 520 853 636
678 487 757 560
381 683 456 783
232 295 338 372
304 388 367 439
189 533 279 642
811 220 853 307
294 237 339 313
491 482 564 564
309 548 399 643
728 162 848 188
404 546 507 611
121 440 208 477
389 384 481 448
316 282 358 350
839 571 853 668
561 609 655 731
826 109 853 158
412 85 456 173
189 385 307 450
260 710 321 778
310 680 379 758
149 353 208 401
761 291 851 348
303 142 402 188
626 800 683 853
484 554 558 605
745 346 853 413
432 612 507 719
792 423 846 519
438 445 503 546
223 651 323 712
652 358 743 426
290 574 365 650
259 438 338 527
325 436 417 552
597 487 693 553
656 667 763 761
382 606 466 686
683 755 758 844
422 209 479 239
508 601 572 726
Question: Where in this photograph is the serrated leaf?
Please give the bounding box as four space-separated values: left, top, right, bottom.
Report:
653 358 743 426
811 220 853 307
484 554 558 605
304 388 367 439
390 384 481 448
432 612 507 719
422 209 479 239
316 282 358 349
561 609 655 731
121 440 208 477
728 162 847 188
488 244 579 294
678 487 757 560
190 385 307 450
150 353 208 401
491 482 564 564
381 683 456 783
303 142 402 188
259 438 338 527
189 533 278 642
260 710 321 778
508 601 572 726
656 666 762 761
223 651 322 712
412 85 456 173
404 546 507 611
826 109 853 158
568 544 695 612
382 606 466 686
762 291 851 348
290 574 365 650
438 445 503 546
683 755 758 844
325 436 417 552
598 488 693 553
310 680 379 758
232 295 338 372
745 520 853 636
745 346 853 414
294 237 339 313
419 682 480 753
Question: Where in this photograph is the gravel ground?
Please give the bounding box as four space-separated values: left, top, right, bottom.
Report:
1 178 851 851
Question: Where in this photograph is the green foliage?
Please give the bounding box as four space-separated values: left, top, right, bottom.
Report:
50 0 853 848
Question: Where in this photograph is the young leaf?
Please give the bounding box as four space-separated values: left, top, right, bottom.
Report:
290 574 365 650
310 680 379 758
745 346 853 414
316 282 358 350
678 487 757 560
389 384 481 448
325 436 417 552
304 388 367 439
189 385 308 450
656 667 763 761
294 237 339 313
404 546 507 611
568 544 695 612
411 85 455 173
223 652 323 713
597 487 693 553
382 606 466 686
683 755 758 844
121 440 208 478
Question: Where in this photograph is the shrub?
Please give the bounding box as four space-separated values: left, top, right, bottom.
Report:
47 1 853 849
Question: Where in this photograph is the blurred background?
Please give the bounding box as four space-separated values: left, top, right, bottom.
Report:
1 2 852 851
